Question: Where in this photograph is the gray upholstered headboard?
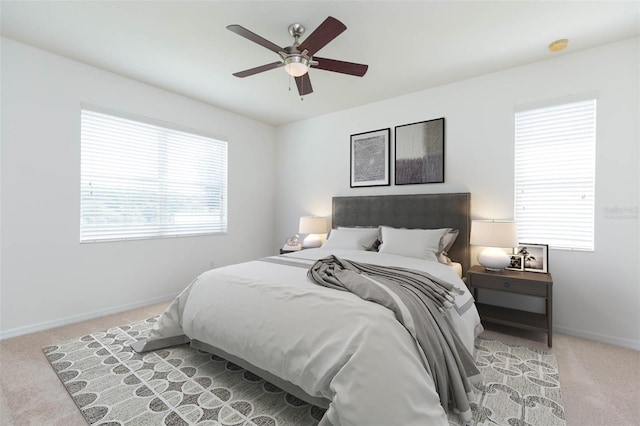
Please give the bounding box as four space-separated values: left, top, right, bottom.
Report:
332 193 471 275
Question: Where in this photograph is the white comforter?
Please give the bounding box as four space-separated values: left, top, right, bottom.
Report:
139 248 482 426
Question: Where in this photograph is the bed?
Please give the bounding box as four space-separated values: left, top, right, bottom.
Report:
132 193 482 426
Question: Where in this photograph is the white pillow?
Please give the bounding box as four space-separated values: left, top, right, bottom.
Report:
437 229 459 264
337 226 380 250
323 227 380 251
378 226 449 261
440 229 458 252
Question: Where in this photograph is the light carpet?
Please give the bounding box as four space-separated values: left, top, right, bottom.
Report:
43 318 565 426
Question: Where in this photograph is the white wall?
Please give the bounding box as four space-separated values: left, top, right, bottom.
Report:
274 38 640 349
2 36 638 349
0 38 277 337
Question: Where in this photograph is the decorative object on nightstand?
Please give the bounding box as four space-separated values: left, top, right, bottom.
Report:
281 234 302 254
515 243 549 273
470 220 518 271
468 265 553 347
505 254 524 271
299 216 328 248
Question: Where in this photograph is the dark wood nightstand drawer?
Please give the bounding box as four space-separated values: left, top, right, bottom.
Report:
469 274 547 297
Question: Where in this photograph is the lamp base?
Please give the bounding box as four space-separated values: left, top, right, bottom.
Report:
477 247 510 271
302 234 323 248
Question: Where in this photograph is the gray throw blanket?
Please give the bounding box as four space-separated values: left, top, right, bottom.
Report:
308 255 481 422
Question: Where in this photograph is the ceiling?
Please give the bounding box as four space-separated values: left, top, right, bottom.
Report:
2 1 638 126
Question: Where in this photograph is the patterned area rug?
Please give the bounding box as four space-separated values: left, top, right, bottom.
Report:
43 318 565 426
448 339 566 426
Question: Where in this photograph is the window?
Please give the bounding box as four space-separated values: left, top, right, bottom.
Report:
81 107 227 242
514 99 596 251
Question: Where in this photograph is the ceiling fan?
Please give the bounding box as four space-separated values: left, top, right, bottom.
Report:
226 16 368 96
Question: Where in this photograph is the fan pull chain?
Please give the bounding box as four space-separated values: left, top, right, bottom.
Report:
286 74 303 100
300 76 304 101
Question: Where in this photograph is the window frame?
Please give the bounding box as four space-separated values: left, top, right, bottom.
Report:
514 95 596 252
80 104 228 243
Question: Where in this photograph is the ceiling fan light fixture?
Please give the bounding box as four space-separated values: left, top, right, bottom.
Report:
284 55 309 77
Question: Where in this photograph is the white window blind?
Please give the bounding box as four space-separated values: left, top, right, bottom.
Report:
514 99 596 251
81 108 227 242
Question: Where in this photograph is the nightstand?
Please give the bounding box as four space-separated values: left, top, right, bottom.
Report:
468 265 553 347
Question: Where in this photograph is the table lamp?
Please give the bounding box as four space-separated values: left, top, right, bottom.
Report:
299 216 328 248
470 220 518 271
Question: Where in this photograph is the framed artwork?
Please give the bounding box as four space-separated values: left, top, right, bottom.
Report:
515 243 549 273
395 117 444 185
350 128 390 188
505 254 524 271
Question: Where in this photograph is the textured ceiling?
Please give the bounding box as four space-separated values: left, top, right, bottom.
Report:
2 1 638 126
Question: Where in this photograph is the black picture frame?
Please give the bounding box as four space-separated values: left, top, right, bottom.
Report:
505 254 524 271
394 117 445 185
515 243 549 273
350 128 391 188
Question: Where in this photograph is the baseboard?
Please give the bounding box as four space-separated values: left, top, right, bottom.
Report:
0 293 177 340
555 325 640 351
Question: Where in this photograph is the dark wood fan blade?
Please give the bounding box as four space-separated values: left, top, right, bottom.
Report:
233 61 283 78
312 57 368 77
295 73 313 96
298 16 346 55
227 24 283 53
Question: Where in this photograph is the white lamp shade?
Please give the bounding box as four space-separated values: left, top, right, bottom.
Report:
470 220 518 248
471 220 518 271
299 216 328 235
